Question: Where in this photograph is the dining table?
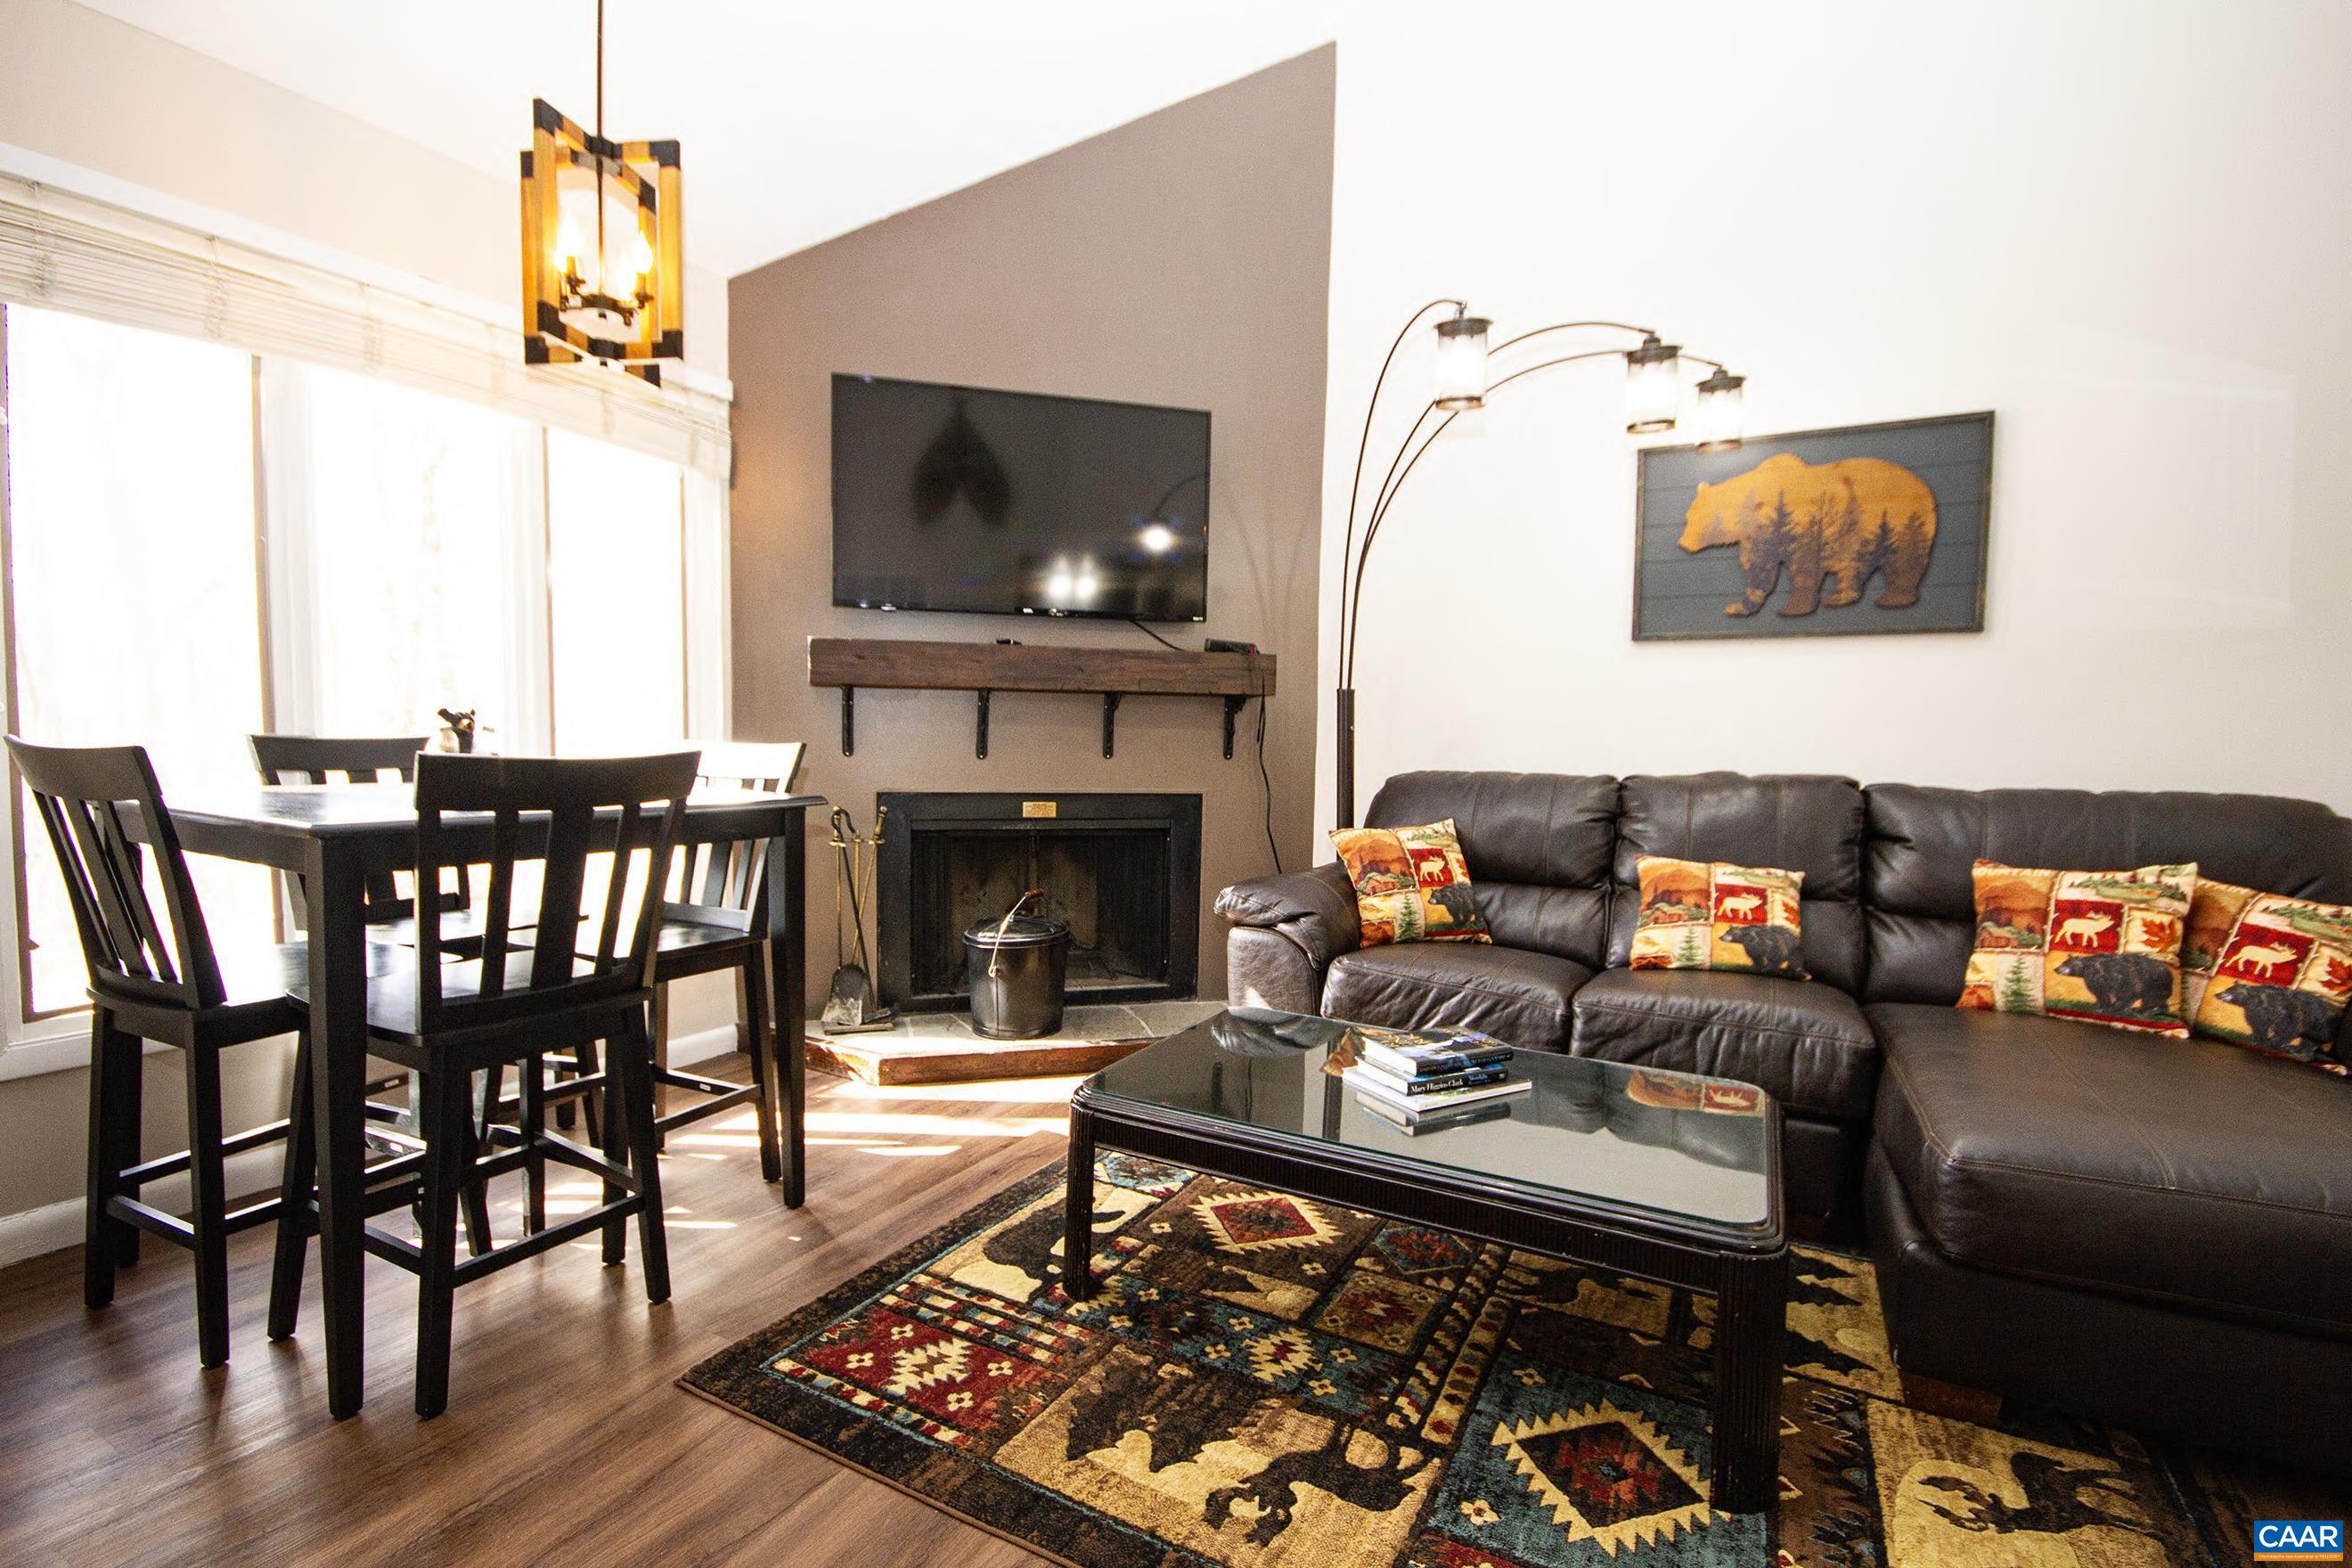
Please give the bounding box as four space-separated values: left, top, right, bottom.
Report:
143 780 825 1418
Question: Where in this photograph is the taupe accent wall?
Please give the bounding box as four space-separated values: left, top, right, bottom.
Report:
728 47 1336 1016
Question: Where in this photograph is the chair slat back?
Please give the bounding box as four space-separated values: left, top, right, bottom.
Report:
412 751 698 1033
668 741 804 932
250 734 449 926
8 738 225 1010
249 733 427 787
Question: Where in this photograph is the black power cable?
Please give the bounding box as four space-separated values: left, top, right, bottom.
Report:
1245 645 1280 874
1131 621 1282 874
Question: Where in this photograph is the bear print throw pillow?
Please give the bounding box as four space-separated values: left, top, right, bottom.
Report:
1958 860 2196 1036
2180 878 2352 1073
1328 819 1491 948
1628 856 1809 980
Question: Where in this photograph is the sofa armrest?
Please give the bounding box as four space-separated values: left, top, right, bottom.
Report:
1214 863 1361 968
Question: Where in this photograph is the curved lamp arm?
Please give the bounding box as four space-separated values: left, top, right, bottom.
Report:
1343 348 1626 686
1336 299 1465 673
1330 307 1744 828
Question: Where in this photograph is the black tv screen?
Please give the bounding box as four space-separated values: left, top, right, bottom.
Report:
831 373 1210 621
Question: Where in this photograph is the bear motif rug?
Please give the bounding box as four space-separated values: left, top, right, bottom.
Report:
682 1156 2279 1567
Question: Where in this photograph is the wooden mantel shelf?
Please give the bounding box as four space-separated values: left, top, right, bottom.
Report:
806 635 1276 760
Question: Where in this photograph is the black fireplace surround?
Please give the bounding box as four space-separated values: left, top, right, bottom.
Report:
877 792 1201 1013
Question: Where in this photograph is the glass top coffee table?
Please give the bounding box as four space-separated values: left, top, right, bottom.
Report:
1066 1007 1788 1515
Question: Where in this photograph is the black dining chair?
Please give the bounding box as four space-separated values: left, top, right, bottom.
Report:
9 739 327 1367
268 749 699 1416
644 741 804 1152
248 733 481 952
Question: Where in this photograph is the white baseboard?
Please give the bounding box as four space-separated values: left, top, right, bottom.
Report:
0 1026 753 1270
666 1022 745 1068
0 1144 288 1270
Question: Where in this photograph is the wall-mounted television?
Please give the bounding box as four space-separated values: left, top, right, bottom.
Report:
831 373 1211 622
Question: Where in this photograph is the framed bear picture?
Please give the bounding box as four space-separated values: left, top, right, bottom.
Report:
1633 411 1993 640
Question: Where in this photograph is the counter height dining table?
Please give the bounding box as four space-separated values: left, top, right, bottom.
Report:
137 780 824 1417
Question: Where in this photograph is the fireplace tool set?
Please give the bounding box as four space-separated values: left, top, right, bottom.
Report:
821 804 894 1034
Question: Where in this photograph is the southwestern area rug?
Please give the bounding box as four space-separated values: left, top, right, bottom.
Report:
683 1156 2273 1566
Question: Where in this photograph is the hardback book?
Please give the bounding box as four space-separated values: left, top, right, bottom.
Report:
1358 1032 1515 1082
1351 1061 1509 1097
1355 1095 1515 1135
1342 1065 1531 1113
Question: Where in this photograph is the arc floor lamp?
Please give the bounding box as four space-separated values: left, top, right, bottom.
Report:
1333 302 1750 828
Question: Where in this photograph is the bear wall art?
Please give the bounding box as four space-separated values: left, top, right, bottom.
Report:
1633 411 1992 640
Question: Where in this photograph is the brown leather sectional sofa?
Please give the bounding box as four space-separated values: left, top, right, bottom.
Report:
1214 770 2352 1468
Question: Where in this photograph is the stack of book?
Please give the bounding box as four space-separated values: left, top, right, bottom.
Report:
1341 1030 1527 1132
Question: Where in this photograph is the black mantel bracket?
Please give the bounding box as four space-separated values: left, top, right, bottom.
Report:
807 637 1278 763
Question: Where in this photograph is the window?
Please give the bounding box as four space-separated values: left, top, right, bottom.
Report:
2 307 274 1016
547 429 687 755
0 304 727 1055
264 362 541 747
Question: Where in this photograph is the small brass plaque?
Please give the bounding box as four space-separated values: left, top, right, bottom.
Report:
1021 800 1058 819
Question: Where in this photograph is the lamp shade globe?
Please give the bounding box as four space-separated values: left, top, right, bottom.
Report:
1694 368 1745 451
1432 314 1492 410
1625 337 1681 433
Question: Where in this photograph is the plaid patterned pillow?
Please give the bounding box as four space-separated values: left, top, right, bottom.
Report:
2182 879 2352 1072
1629 856 1809 980
1327 819 1491 947
1958 860 2195 1036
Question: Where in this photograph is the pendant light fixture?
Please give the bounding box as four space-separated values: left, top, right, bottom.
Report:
519 0 684 384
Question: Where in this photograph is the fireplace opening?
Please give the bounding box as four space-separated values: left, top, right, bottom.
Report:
877 793 1201 1013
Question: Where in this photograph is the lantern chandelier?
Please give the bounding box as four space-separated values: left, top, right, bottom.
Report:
1332 301 1750 827
519 0 684 384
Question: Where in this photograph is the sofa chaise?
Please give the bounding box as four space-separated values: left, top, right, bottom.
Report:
1213 769 2352 1468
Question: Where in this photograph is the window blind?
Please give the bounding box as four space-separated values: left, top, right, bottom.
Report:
0 177 731 478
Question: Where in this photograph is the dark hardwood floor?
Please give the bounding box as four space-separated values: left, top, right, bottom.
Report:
0 1058 1066 1568
3 1057 2336 1564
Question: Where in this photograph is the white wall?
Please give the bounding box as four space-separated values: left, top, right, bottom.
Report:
1318 0 2352 826
0 0 729 377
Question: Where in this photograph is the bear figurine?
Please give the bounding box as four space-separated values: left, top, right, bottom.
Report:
2054 952 2173 1017
1722 923 1806 978
2214 982 2341 1060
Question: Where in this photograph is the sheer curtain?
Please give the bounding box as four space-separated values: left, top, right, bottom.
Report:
264 361 539 750
3 306 272 1012
546 428 687 755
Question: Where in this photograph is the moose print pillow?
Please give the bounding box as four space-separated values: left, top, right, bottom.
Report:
2181 879 2352 1073
1628 856 1809 979
1958 860 2196 1036
1327 819 1491 948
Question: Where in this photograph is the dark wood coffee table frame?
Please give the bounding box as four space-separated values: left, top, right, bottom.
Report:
1066 1080 1788 1515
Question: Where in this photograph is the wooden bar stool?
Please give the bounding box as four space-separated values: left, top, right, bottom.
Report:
269 750 699 1416
9 738 320 1368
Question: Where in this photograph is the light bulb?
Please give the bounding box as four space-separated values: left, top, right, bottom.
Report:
1626 337 1681 434
1433 313 1491 411
1139 521 1176 555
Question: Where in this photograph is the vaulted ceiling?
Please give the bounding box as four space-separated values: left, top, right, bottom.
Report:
76 0 1339 276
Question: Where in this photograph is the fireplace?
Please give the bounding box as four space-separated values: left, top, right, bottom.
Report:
876 792 1202 1012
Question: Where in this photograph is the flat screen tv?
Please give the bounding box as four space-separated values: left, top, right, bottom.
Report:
831 373 1211 621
